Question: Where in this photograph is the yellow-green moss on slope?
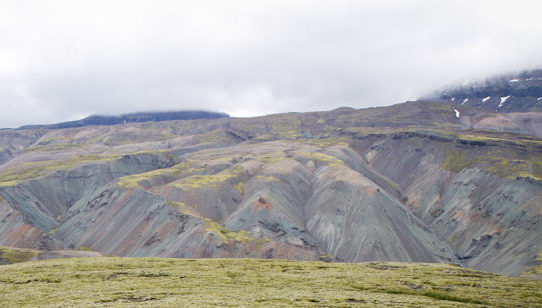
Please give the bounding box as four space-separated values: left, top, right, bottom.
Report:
297 137 350 148
298 152 344 167
442 150 475 173
0 257 540 307
172 166 242 190
117 159 204 189
0 246 39 264
441 147 542 180
0 154 123 187
522 251 542 279
204 218 253 245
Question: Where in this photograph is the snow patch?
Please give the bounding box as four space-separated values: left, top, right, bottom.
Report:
454 109 460 118
509 79 520 83
538 97 542 101
451 97 455 102
482 96 491 103
498 95 511 108
463 98 469 103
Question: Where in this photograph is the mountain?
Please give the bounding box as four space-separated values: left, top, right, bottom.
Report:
431 69 542 112
0 101 540 277
16 110 230 130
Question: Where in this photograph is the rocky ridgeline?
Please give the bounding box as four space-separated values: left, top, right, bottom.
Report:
16 110 229 130
431 69 542 112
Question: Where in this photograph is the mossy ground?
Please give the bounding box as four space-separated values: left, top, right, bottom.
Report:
0 257 540 307
0 154 123 186
0 247 39 264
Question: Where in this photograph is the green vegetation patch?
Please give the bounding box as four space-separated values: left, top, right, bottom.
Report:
522 251 542 279
298 152 344 167
442 150 475 173
0 154 123 187
204 218 253 245
482 153 542 180
442 147 542 181
296 137 351 148
457 133 542 147
0 246 39 264
198 128 231 144
117 159 204 189
24 143 84 153
172 166 242 191
0 258 540 307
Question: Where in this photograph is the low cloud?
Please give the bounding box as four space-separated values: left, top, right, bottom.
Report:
1 0 541 127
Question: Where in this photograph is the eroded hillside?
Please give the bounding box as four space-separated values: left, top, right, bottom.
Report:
0 101 540 276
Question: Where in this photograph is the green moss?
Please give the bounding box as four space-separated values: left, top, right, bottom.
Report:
296 137 350 148
487 159 527 178
25 143 83 153
168 201 186 208
267 117 304 139
252 151 287 163
254 175 280 182
204 218 253 245
298 152 344 167
0 258 540 307
118 160 205 189
427 103 454 113
99 128 177 146
481 154 542 181
235 182 244 194
79 246 93 252
522 251 542 279
0 246 39 264
0 154 124 187
442 150 475 173
458 133 542 147
172 166 242 191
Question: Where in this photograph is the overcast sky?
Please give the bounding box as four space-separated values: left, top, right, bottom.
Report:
1 0 541 127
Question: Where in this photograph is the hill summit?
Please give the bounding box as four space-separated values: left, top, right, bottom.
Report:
17 110 229 130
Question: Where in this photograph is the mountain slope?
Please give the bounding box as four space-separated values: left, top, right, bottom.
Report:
0 101 540 276
431 69 542 112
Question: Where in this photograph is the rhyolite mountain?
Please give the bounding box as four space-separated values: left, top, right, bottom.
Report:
0 100 541 277
431 69 542 113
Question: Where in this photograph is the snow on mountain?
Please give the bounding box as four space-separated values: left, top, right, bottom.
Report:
429 69 542 112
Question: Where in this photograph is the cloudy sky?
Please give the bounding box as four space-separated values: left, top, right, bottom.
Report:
1 0 541 127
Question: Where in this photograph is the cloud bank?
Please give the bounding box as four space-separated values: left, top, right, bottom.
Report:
1 0 541 127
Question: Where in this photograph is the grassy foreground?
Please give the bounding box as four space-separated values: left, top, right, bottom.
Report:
0 257 540 307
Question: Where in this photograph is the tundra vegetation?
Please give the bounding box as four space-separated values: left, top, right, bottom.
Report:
0 257 540 307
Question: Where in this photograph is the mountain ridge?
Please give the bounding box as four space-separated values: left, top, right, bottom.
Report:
429 68 542 112
0 100 540 277
15 110 230 130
